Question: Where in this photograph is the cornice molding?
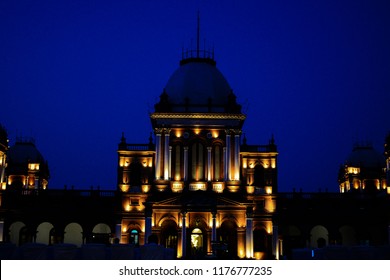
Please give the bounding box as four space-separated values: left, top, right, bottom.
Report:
150 112 246 121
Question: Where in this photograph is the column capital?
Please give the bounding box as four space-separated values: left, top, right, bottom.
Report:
224 129 242 135
154 128 163 135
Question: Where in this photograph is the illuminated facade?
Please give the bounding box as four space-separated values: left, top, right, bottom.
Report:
0 52 389 259
117 50 279 259
5 138 49 190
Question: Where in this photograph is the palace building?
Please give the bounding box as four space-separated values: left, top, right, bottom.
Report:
0 39 390 259
116 48 278 259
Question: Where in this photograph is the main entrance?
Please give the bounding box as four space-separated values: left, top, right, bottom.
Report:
190 228 204 256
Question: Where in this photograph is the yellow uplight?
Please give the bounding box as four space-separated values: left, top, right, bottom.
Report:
175 130 182 138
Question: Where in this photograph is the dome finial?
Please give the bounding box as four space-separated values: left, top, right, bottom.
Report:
180 12 215 65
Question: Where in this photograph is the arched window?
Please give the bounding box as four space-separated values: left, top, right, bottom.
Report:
191 143 204 181
172 144 182 181
253 164 265 187
213 145 223 180
160 220 178 253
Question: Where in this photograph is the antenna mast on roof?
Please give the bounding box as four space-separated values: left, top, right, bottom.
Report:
197 10 200 58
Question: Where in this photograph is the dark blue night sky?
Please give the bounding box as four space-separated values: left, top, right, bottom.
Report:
1 0 389 192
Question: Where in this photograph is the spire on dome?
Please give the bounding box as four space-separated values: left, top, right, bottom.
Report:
181 11 215 65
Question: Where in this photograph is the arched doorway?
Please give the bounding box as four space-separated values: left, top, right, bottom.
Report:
218 220 237 258
190 228 204 257
9 221 26 246
253 228 269 254
129 229 139 246
36 222 54 245
64 223 83 247
310 225 329 248
160 220 178 255
91 223 111 244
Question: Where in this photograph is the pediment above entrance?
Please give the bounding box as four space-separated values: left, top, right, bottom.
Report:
150 191 247 210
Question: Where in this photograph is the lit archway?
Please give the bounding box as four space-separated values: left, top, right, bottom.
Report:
9 221 26 246
191 228 203 255
310 225 329 248
64 223 83 247
91 223 111 244
36 222 54 245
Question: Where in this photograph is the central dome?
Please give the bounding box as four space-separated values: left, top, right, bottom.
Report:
165 59 232 106
155 57 241 113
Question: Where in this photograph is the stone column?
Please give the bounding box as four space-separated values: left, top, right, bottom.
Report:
234 133 240 180
207 147 212 181
181 211 187 258
145 203 153 243
279 239 284 258
272 224 279 260
155 131 162 179
212 212 217 242
169 146 172 180
164 131 170 180
183 147 188 182
225 132 231 180
223 147 227 181
145 217 152 244
245 213 253 258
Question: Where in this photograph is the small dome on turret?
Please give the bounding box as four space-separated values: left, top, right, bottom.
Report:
345 144 385 169
339 143 387 193
8 138 46 165
6 137 49 189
